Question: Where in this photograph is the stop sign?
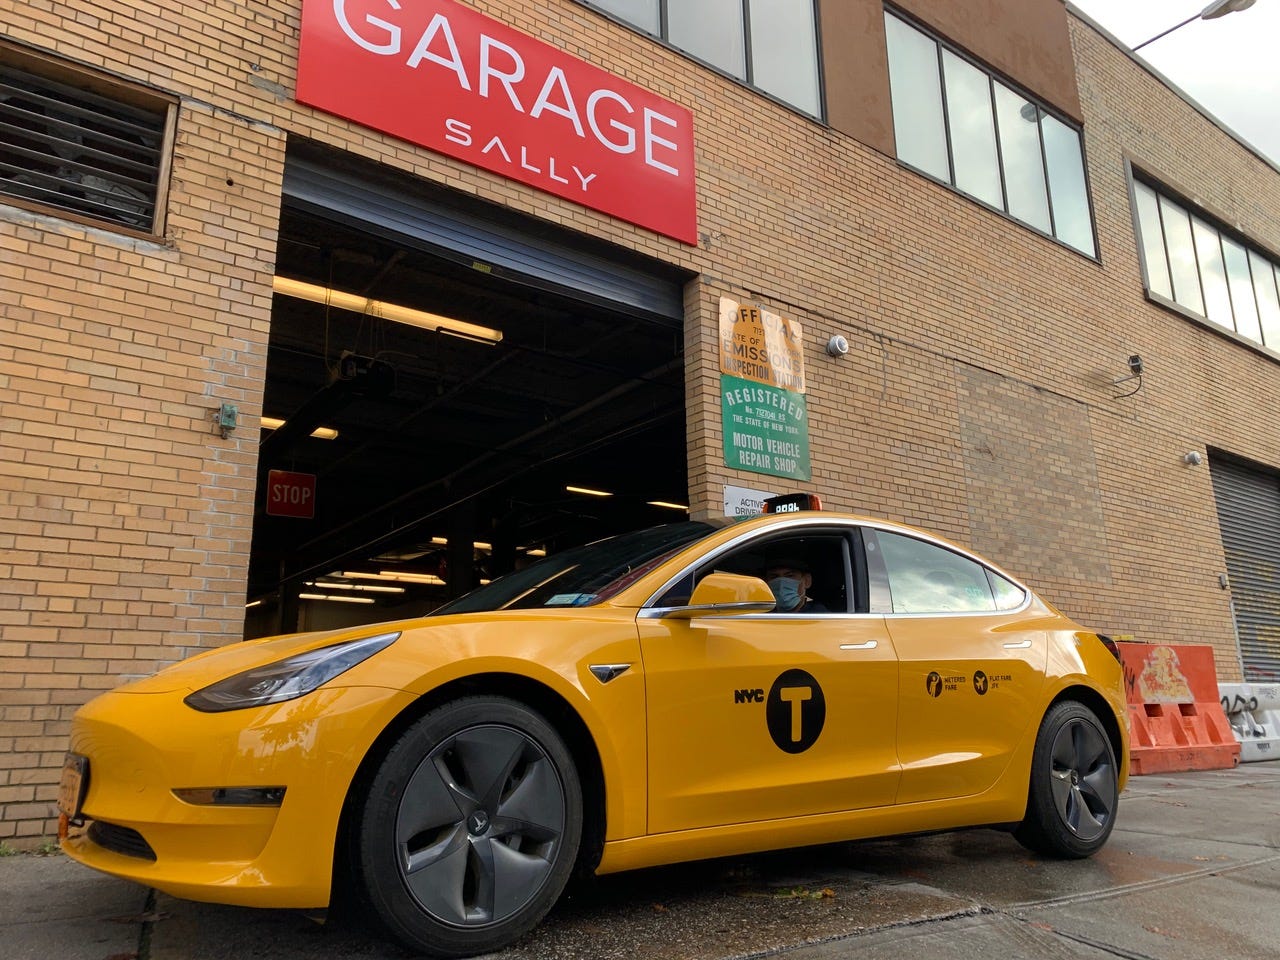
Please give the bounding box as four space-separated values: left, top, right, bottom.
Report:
266 470 316 519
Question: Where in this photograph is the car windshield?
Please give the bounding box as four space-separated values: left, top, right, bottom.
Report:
430 522 718 614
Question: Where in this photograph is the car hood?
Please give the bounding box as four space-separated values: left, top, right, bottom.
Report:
113 619 430 694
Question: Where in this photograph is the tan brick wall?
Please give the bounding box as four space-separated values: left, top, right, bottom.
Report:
1 0 1278 839
0 68 285 838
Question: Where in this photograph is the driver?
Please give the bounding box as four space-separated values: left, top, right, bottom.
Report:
764 557 826 613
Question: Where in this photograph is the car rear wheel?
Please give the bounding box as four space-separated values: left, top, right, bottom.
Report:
1014 700 1119 858
355 697 582 957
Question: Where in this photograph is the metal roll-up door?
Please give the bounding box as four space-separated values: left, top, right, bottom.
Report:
1210 455 1280 680
281 152 686 325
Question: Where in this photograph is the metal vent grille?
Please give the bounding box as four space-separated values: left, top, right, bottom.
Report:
0 61 166 231
88 820 158 861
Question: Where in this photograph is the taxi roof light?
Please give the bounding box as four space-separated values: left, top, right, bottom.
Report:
762 493 823 514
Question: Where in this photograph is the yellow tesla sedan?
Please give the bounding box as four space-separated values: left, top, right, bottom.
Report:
60 509 1128 957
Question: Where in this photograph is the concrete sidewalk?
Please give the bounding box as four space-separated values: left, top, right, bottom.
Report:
0 848 151 960
4 761 1279 960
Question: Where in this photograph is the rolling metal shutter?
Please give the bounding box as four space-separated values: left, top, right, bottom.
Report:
1210 455 1280 680
281 153 686 325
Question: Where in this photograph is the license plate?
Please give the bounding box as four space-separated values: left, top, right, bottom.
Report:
57 753 89 821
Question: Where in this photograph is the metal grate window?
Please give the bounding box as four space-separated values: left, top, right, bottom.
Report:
0 57 169 233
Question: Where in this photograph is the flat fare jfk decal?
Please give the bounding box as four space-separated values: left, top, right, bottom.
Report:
297 0 698 244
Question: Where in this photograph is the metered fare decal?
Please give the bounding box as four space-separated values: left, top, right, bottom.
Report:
926 670 1012 697
736 670 826 753
297 0 698 244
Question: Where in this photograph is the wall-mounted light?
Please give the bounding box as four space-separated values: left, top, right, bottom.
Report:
826 335 850 358
1185 451 1204 466
272 276 503 344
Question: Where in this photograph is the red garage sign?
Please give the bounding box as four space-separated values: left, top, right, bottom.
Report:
296 0 698 245
266 470 317 519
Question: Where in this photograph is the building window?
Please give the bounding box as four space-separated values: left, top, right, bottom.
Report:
883 10 1096 258
0 43 174 235
581 1 821 116
1134 178 1280 350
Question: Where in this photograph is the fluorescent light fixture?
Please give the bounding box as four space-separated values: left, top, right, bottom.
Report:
566 485 613 497
272 276 503 344
336 570 446 585
260 415 339 441
307 581 406 595
523 547 547 557
427 537 492 551
647 501 689 511
299 592 376 604
245 599 263 609
379 570 446 585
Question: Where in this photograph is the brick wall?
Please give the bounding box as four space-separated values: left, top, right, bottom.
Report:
0 0 1278 840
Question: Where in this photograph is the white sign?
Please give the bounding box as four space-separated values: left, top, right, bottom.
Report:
723 483 775 518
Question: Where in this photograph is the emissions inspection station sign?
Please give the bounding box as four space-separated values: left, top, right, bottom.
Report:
266 470 317 519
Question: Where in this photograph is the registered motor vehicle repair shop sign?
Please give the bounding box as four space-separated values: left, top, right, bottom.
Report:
719 297 811 482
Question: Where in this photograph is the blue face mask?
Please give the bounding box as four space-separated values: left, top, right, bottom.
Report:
768 576 803 611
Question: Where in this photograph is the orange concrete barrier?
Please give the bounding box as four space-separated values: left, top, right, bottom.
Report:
1117 642 1240 775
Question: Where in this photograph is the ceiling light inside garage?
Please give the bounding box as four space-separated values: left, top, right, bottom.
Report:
425 537 494 551
647 500 689 511
272 276 504 344
307 581 406 594
260 415 339 440
566 485 613 497
335 570 446 585
299 592 375 604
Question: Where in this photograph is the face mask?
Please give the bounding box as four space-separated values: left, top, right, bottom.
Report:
768 576 803 611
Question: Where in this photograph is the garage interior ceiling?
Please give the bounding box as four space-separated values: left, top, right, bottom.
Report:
250 203 689 621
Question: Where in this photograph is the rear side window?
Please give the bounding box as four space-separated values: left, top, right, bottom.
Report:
876 531 998 614
987 569 1026 610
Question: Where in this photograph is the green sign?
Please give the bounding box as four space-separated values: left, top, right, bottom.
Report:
721 374 810 481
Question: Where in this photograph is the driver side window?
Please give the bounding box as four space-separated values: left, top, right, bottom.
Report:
660 533 850 613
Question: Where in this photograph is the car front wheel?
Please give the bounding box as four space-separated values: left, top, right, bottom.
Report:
355 696 582 957
1014 700 1119 858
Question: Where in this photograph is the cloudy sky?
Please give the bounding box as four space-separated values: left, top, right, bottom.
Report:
1070 0 1279 166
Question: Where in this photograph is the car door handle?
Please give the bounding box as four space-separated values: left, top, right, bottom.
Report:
1002 639 1033 649
839 640 879 650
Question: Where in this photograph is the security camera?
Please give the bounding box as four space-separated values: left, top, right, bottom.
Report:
1127 355 1143 376
826 335 850 358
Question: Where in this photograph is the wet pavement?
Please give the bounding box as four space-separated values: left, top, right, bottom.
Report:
4 762 1278 959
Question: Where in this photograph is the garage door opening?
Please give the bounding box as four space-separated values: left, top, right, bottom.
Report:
246 154 690 637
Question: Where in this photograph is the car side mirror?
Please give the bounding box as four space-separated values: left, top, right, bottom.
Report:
659 572 777 619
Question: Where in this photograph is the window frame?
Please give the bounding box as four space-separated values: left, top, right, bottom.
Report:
1128 163 1280 360
883 6 1099 261
576 0 826 121
0 38 177 239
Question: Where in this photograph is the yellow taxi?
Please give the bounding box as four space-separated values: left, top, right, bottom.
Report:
60 500 1129 957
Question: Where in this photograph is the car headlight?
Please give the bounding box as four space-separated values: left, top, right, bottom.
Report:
184 631 400 712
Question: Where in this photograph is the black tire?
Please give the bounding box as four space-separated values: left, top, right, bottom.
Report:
355 697 582 957
1014 700 1119 859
